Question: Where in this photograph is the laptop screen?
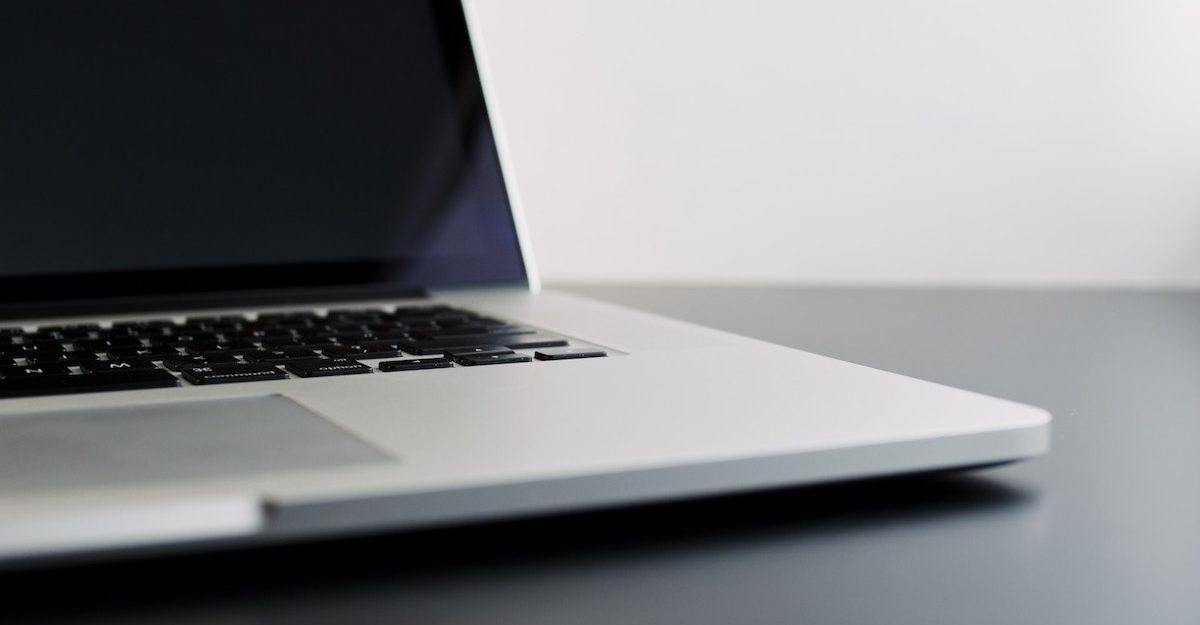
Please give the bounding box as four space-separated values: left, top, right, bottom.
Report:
0 1 527 311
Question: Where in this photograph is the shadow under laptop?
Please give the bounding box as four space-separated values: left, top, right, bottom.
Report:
4 470 1040 624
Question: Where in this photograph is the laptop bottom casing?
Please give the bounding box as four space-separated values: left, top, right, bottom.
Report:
0 288 1049 567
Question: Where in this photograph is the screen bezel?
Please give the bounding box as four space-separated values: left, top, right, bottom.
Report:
0 1 531 320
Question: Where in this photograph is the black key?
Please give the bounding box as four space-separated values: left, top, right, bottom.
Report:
453 352 532 366
0 342 63 355
0 343 62 357
82 359 157 373
23 352 70 364
244 348 320 363
162 353 238 371
284 358 373 378
72 338 113 351
534 347 608 361
0 369 179 398
108 346 180 360
181 363 287 385
379 357 454 372
60 351 102 365
1 363 72 377
321 343 400 357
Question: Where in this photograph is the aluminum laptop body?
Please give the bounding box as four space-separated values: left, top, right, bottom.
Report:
0 1 1049 567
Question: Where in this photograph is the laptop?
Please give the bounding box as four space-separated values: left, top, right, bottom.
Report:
0 1 1049 567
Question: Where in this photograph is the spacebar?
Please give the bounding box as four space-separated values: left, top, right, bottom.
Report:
0 369 179 398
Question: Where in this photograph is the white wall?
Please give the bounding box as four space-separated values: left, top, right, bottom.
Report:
470 0 1200 287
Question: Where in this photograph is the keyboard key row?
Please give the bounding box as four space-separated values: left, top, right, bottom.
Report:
378 357 453 372
0 306 607 397
0 345 606 396
0 369 180 398
4 335 573 363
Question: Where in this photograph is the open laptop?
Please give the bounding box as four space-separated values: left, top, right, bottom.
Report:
0 1 1049 567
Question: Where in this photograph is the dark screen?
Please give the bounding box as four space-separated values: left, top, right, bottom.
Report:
0 1 526 309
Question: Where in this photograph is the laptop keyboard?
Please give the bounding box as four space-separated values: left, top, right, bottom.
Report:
0 306 606 398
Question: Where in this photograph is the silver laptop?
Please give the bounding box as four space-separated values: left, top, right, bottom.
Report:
0 1 1049 567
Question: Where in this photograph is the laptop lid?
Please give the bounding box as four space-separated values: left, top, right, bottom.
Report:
1 1 530 318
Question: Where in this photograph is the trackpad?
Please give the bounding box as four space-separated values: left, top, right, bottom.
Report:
0 395 394 493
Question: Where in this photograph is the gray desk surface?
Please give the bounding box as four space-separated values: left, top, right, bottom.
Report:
8 286 1200 624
